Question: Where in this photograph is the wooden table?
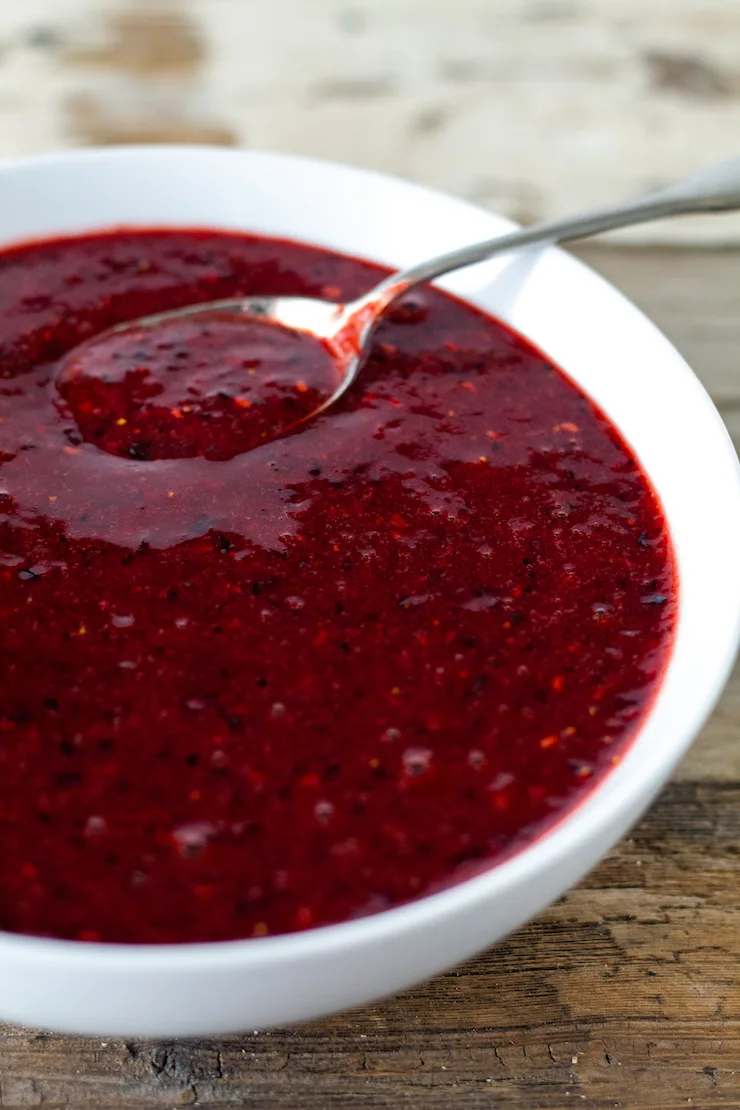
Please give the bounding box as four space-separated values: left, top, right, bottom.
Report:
2 246 739 1110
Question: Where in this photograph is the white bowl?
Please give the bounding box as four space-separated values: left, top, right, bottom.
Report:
0 146 737 1036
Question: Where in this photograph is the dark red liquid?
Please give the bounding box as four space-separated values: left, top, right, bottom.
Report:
0 230 675 944
58 314 337 461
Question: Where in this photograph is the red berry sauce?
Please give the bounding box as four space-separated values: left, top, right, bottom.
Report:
0 230 675 944
58 315 337 461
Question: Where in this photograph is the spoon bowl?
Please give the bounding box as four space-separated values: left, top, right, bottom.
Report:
136 293 367 417
56 155 740 444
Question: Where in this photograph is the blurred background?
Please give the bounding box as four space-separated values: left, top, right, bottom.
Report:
1 0 739 242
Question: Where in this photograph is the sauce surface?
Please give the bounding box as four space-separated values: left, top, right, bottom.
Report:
0 230 675 943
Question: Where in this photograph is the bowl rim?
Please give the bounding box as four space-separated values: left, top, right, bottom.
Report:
0 143 737 972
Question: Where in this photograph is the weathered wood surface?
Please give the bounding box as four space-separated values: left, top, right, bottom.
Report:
2 0 740 243
1 247 739 1108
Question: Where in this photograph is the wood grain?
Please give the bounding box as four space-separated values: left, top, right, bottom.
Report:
5 1 740 242
1 247 739 1109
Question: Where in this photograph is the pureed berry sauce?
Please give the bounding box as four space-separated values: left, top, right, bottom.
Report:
0 230 675 944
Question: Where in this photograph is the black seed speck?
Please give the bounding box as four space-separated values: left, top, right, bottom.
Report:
55 771 83 788
125 442 150 460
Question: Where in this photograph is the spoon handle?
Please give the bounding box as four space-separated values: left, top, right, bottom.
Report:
366 156 740 311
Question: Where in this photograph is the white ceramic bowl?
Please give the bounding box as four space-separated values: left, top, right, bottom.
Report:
0 146 737 1037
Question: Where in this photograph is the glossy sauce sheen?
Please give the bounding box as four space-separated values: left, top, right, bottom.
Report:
0 230 675 944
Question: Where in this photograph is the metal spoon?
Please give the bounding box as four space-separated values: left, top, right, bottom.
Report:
64 156 740 426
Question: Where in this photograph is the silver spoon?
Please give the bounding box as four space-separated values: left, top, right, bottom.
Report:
65 156 740 427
